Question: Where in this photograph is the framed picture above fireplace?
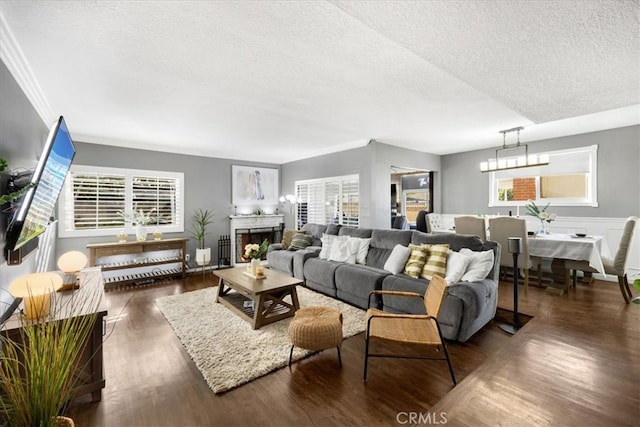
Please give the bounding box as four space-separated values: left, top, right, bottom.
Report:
231 165 279 209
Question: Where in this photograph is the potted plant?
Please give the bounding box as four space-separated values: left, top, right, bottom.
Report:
0 274 103 427
190 208 214 266
0 157 34 206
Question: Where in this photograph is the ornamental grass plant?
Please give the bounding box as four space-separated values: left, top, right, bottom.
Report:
0 278 104 427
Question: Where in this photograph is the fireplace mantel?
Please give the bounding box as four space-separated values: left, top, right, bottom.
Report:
230 215 284 265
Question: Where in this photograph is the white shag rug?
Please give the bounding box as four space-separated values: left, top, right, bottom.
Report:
156 286 365 393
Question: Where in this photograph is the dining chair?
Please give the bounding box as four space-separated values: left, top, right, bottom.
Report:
426 213 444 233
488 216 542 290
363 275 456 385
454 216 487 241
415 210 428 233
565 216 637 303
391 215 408 230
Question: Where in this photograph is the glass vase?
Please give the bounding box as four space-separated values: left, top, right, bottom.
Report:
135 225 148 242
538 219 548 235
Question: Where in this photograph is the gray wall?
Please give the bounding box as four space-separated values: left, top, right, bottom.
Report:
59 142 281 264
441 126 640 218
281 140 441 229
0 59 49 305
281 144 373 227
0 61 48 169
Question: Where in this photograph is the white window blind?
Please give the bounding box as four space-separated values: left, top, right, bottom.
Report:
59 165 184 237
295 174 359 228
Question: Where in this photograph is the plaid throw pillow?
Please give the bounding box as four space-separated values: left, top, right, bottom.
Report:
420 244 450 280
403 244 429 278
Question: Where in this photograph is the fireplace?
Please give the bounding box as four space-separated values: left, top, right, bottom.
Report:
229 215 284 265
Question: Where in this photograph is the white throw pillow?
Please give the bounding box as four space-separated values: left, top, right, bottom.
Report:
383 244 412 274
459 248 494 282
444 250 471 286
350 237 372 264
319 234 343 259
328 237 360 264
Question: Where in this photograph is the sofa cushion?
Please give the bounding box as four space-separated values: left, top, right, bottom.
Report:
303 257 342 297
302 223 328 247
266 249 296 276
411 231 484 251
338 227 373 238
420 244 449 280
383 244 412 274
281 228 305 250
326 224 342 235
289 233 314 251
335 264 391 309
366 230 413 269
403 244 428 278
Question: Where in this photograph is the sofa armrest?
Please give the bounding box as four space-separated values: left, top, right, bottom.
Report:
293 249 319 280
268 243 283 252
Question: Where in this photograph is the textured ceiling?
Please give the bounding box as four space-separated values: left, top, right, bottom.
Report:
1 1 638 163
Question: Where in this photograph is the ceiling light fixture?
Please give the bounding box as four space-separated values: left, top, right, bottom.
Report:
480 126 549 173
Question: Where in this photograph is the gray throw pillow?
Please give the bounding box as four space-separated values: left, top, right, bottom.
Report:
288 233 314 251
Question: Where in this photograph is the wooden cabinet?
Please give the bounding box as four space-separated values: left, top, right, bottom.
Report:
87 238 187 289
2 268 107 402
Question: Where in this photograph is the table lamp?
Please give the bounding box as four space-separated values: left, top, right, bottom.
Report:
9 272 63 319
57 250 88 291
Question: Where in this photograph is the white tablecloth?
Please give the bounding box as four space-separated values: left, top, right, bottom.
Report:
527 234 611 275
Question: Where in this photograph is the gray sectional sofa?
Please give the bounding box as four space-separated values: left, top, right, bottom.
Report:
267 223 501 342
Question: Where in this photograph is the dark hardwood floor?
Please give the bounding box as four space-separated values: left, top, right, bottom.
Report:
67 273 640 426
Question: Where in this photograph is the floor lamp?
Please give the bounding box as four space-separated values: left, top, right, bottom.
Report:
500 237 522 335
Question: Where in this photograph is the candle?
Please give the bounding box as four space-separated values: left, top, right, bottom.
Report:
516 205 520 217
256 266 264 276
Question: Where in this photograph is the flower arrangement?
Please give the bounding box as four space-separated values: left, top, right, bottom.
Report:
118 209 156 226
244 239 269 260
525 200 557 223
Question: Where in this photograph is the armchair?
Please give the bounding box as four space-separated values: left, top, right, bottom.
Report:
363 275 456 385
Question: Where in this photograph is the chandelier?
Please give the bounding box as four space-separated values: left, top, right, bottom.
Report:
480 126 549 173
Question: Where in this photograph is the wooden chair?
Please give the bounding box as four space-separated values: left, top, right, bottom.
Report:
363 275 456 385
454 216 487 240
565 216 637 303
488 216 542 290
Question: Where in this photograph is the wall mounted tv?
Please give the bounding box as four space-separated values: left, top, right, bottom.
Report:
4 116 76 254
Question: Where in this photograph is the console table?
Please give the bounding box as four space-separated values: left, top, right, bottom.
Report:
87 238 187 289
2 267 108 402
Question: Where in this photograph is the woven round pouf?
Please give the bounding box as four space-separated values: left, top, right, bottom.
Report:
288 306 343 367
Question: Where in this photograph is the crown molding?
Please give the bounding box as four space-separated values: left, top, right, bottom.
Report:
0 13 53 124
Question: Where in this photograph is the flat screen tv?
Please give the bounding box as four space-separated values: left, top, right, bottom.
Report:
4 116 76 252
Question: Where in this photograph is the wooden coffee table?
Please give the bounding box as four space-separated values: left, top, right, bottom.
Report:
213 267 301 329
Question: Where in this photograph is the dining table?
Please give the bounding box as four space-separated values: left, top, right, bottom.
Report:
527 233 611 294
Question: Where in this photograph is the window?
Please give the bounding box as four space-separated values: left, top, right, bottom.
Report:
489 145 598 207
58 165 184 237
295 174 359 228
